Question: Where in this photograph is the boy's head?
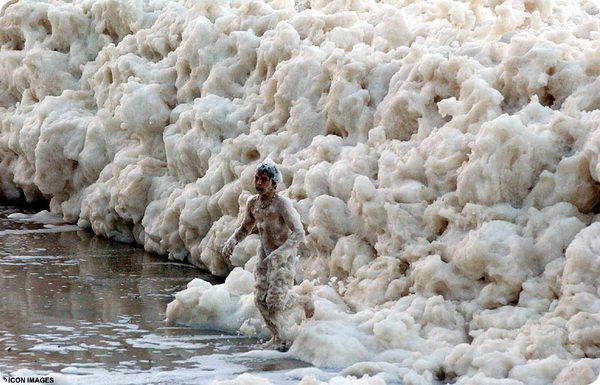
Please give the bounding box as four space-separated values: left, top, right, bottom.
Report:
255 159 282 193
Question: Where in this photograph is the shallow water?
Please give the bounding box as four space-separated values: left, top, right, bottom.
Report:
0 206 316 384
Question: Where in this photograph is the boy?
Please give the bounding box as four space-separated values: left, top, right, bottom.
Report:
222 160 313 351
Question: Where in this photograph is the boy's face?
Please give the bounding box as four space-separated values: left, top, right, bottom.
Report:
255 171 274 194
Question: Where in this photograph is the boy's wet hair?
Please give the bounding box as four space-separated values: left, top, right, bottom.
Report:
256 159 282 187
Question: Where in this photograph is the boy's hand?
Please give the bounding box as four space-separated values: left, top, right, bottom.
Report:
222 239 235 258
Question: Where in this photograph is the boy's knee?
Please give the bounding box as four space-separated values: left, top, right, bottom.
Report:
266 294 283 313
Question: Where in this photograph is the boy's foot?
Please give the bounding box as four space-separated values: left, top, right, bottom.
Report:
274 339 291 352
262 337 291 352
262 336 281 349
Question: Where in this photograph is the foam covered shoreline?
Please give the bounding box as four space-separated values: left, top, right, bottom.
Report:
1 0 599 383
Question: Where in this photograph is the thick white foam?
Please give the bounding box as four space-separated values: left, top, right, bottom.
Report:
1 0 599 383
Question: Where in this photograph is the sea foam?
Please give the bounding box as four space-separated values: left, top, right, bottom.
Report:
1 0 599 383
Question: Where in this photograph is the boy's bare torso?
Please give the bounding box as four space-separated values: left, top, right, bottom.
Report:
247 195 297 256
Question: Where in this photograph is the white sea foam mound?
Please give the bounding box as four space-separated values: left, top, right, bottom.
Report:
1 0 600 383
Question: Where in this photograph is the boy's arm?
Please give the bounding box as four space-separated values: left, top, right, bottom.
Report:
222 196 256 258
274 197 305 254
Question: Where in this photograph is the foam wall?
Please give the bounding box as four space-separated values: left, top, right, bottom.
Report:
1 0 600 383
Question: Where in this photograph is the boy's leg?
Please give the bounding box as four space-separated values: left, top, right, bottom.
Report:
264 250 295 351
254 253 279 341
265 250 295 313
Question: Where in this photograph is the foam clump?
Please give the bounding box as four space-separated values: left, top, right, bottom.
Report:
165 267 265 335
1 0 600 383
